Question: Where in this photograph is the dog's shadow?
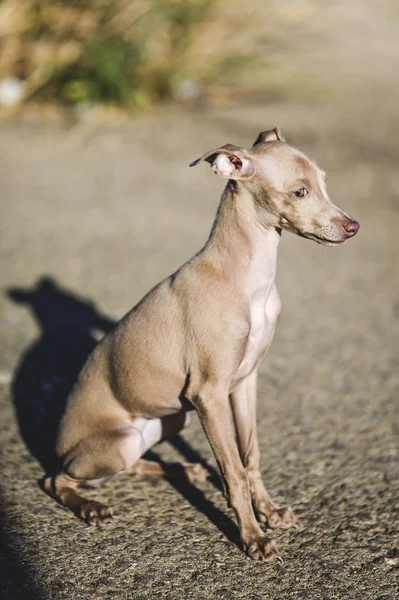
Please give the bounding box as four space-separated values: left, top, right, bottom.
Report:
8 277 239 546
8 277 115 475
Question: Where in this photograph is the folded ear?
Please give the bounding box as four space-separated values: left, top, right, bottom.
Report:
7 288 29 303
189 144 255 180
252 126 285 146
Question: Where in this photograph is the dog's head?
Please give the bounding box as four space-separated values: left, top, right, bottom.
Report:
190 127 359 246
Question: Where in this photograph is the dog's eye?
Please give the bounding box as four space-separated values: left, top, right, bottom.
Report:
293 187 308 198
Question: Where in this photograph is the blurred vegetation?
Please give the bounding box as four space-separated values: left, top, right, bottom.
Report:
0 0 318 110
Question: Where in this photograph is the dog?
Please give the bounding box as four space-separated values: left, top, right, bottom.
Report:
44 127 359 561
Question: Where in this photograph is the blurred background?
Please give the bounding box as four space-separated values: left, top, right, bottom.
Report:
0 0 397 114
1 1 398 599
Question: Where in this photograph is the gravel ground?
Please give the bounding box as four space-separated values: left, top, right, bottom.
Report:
1 6 399 598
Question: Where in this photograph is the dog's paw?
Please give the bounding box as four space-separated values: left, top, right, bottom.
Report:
244 534 281 562
183 462 209 483
79 501 113 526
267 506 299 530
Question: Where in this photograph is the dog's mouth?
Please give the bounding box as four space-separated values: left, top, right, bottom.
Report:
280 219 350 246
285 226 345 246
303 233 345 246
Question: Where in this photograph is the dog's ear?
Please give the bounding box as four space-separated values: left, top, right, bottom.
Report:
189 144 255 180
7 288 29 303
252 127 285 146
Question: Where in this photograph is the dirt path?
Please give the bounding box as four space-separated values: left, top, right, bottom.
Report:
1 3 398 599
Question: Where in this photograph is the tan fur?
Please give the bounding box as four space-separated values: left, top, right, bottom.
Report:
43 128 359 561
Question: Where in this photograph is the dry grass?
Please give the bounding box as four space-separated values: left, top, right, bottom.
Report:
0 0 319 109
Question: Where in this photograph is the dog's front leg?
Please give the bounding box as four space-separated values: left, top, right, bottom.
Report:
230 371 298 530
194 386 279 561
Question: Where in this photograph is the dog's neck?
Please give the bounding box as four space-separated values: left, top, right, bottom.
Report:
203 181 281 299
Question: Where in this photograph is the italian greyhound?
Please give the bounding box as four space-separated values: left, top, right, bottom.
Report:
44 127 359 561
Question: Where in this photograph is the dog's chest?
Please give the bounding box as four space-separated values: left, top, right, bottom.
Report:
234 230 280 382
234 286 273 382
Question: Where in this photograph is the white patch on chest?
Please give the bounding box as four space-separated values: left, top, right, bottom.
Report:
234 227 281 382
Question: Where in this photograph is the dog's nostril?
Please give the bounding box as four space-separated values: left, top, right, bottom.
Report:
342 219 360 236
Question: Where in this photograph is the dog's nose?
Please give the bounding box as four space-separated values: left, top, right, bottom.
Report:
342 219 360 237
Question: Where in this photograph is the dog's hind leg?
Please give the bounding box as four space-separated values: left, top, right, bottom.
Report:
43 471 114 526
128 412 208 482
44 424 146 525
44 411 207 524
